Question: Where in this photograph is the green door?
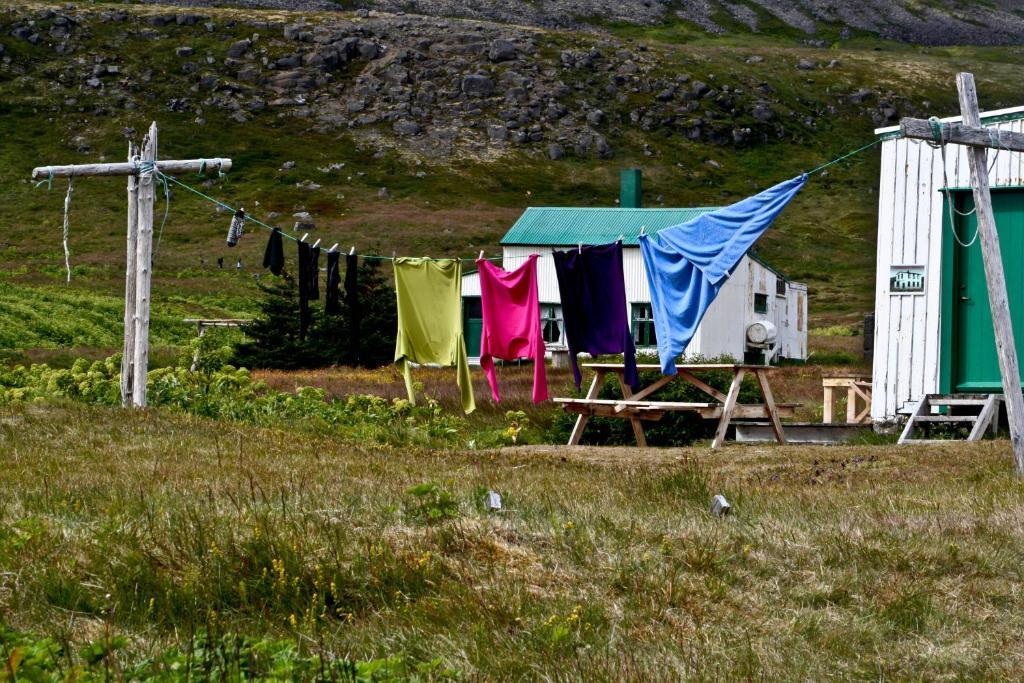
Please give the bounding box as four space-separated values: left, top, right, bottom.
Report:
463 297 483 358
950 190 1024 391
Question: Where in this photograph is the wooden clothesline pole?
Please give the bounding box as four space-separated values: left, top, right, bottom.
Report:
31 121 232 409
900 73 1024 475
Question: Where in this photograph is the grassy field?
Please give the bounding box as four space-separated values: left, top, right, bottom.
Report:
1 399 1022 679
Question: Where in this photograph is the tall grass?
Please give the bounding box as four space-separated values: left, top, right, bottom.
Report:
1 402 1023 678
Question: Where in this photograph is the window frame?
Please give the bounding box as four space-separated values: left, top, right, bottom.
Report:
541 304 564 346
631 303 658 348
754 292 769 314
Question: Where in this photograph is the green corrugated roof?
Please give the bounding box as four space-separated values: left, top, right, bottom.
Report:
500 207 720 246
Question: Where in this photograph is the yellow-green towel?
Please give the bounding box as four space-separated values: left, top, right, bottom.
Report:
393 258 475 414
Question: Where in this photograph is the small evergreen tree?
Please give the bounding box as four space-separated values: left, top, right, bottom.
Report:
233 259 398 370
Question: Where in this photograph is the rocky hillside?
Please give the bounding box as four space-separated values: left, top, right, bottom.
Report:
2 0 1024 336
0 3 944 163
135 0 1024 45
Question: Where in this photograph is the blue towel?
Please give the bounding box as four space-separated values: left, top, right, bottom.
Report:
639 174 807 375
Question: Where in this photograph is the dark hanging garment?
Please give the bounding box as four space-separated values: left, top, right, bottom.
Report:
345 252 360 365
325 251 342 315
552 241 638 390
297 241 320 339
263 228 285 275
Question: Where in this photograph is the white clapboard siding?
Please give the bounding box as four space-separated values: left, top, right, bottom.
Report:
463 243 808 362
872 106 1024 422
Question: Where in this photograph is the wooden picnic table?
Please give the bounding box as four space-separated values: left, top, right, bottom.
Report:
554 363 796 448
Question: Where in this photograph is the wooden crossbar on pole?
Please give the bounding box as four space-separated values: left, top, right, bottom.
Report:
901 117 1024 153
31 158 231 180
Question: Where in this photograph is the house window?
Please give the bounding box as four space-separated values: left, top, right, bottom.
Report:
541 305 563 345
632 303 657 347
776 278 786 297
754 293 768 314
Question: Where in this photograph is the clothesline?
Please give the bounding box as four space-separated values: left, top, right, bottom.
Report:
158 171 504 262
32 133 888 268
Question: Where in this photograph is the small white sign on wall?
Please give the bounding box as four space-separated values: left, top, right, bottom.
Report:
889 265 925 294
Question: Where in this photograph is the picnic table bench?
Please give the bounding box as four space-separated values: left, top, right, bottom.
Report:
554 363 797 448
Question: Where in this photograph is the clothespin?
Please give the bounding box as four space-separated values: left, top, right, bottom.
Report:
300 233 309 242
478 250 485 260
640 225 646 236
617 234 624 243
311 238 321 249
578 243 582 253
349 246 355 255
328 242 339 253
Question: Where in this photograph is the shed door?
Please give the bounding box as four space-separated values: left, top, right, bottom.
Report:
463 297 483 358
952 190 1024 391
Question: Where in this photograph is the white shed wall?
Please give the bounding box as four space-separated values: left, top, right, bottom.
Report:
872 110 1024 421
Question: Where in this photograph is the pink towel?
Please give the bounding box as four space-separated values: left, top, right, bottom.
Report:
477 254 548 403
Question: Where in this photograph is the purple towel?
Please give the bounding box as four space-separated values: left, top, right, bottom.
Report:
553 241 638 390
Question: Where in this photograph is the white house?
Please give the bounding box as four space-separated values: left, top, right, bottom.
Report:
871 105 1024 423
461 171 808 365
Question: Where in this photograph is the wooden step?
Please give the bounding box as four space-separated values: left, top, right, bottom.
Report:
898 393 1003 444
928 398 990 407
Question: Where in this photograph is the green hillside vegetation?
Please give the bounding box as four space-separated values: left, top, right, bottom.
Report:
1 2 1024 357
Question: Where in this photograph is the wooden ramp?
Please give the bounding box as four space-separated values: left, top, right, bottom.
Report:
898 394 1003 444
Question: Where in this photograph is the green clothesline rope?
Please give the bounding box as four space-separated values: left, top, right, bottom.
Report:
805 137 884 176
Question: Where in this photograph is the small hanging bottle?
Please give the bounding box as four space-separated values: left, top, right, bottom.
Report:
226 208 246 247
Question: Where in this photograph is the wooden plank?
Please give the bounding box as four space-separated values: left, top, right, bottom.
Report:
582 363 777 371
131 123 157 408
555 399 716 409
616 374 648 448
712 369 745 448
898 395 930 444
871 136 897 421
823 385 834 424
754 368 787 444
914 415 977 423
31 158 232 180
900 117 1024 153
956 73 1024 475
677 370 728 402
968 394 1001 441
567 370 603 445
628 374 676 402
120 141 138 408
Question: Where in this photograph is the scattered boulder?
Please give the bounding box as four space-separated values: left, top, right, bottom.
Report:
796 58 817 70
393 119 422 136
487 124 508 141
461 73 494 97
848 88 875 104
547 143 564 160
488 39 517 62
175 46 194 58
226 39 252 59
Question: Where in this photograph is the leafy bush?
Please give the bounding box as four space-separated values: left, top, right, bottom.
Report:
0 625 458 681
0 355 467 449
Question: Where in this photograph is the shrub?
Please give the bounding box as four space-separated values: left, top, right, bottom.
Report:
0 355 467 449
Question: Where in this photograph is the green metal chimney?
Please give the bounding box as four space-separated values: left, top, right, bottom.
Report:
619 169 642 208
